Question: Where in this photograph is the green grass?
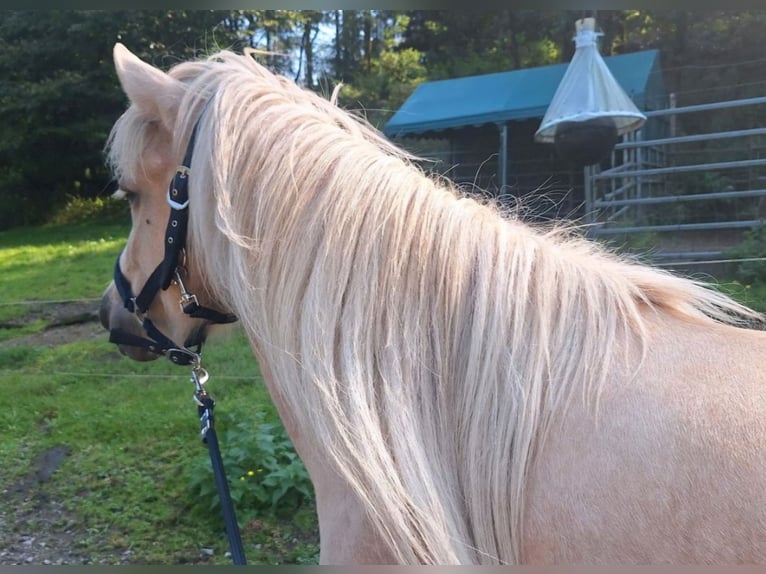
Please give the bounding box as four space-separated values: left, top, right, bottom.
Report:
0 216 130 344
0 216 319 565
0 217 129 323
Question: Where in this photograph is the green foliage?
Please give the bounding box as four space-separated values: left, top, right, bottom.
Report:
338 47 427 128
49 195 129 225
0 12 120 228
602 229 660 260
188 410 314 525
726 224 766 286
716 280 766 314
0 10 244 230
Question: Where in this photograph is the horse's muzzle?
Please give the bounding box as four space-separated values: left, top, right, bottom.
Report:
100 283 160 362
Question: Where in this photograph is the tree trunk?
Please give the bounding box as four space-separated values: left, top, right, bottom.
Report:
334 10 342 78
363 10 372 72
303 19 314 88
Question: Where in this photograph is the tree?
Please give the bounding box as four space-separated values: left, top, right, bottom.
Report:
294 11 325 88
0 10 242 229
399 11 571 80
332 11 426 128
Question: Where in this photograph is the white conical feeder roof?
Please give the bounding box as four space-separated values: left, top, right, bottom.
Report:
534 17 646 144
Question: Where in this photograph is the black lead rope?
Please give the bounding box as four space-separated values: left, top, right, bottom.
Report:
108 109 245 564
192 366 247 565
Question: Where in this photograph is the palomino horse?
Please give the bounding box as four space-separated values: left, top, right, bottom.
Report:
99 43 766 564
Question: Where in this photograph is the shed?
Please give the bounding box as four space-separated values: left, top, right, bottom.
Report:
384 49 667 219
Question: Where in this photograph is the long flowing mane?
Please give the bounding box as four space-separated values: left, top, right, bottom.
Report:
107 50 760 564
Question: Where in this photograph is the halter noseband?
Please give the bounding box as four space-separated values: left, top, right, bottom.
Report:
109 117 238 365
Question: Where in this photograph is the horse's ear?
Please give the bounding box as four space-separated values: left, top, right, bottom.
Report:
113 43 184 132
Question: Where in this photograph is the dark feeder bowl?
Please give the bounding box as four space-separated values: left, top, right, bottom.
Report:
554 116 619 166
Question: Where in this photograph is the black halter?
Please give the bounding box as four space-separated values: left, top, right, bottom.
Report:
109 118 238 365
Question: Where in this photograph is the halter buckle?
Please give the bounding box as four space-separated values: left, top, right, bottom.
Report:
167 189 190 211
167 167 190 210
180 292 200 314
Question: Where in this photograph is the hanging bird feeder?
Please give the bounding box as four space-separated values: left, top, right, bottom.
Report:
534 17 646 166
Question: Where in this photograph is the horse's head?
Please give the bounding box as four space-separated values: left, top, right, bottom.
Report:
100 44 235 363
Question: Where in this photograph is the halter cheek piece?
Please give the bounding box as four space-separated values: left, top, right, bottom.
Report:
109 118 238 365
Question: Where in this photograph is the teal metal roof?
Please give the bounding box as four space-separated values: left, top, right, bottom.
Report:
384 49 664 138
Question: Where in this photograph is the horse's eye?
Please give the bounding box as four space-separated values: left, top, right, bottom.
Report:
113 187 137 204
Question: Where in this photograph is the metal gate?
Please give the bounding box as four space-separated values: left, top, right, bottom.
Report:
584 95 766 266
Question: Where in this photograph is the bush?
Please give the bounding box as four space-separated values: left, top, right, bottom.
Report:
726 223 766 285
48 195 128 225
187 410 314 526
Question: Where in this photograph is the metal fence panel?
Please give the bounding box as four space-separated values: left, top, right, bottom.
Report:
585 95 766 264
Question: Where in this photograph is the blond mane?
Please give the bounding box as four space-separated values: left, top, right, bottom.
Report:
106 50 760 564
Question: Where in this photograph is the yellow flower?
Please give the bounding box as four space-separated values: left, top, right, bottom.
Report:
247 470 255 477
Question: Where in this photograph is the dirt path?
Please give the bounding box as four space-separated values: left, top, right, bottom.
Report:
1 300 104 349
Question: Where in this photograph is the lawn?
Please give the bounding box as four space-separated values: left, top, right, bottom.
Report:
0 216 319 565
